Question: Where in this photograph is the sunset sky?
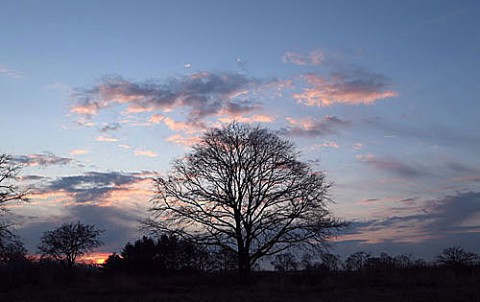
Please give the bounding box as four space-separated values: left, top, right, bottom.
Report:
1 0 479 261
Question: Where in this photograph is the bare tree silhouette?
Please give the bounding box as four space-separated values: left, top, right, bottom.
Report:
437 246 478 267
0 154 28 262
145 122 343 281
0 154 28 213
38 221 103 269
271 252 298 272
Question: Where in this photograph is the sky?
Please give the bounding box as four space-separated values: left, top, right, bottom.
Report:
1 0 479 262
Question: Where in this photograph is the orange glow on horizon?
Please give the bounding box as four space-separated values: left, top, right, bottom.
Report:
79 252 111 265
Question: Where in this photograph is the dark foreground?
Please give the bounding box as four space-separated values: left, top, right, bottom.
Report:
1 268 479 301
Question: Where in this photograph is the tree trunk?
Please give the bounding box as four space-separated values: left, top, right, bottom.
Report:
238 249 251 285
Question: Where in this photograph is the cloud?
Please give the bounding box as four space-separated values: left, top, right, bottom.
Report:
34 171 144 205
293 67 397 107
18 175 48 181
71 72 271 122
355 153 430 179
425 191 480 232
218 114 275 124
13 152 72 167
14 170 155 254
0 64 22 79
355 153 480 182
160 117 205 134
118 144 132 149
166 134 201 147
69 149 89 156
67 204 145 253
363 116 480 151
134 149 158 158
282 49 324 66
339 191 480 250
100 123 121 133
149 114 165 124
17 203 145 254
281 115 349 137
451 176 480 183
321 141 339 148
353 143 363 150
95 135 118 142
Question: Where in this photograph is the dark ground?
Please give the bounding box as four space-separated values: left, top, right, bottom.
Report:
1 268 479 301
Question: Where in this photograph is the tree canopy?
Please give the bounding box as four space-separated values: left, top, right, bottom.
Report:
146 122 343 280
38 221 104 268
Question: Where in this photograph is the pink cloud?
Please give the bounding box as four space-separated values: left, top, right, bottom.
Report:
71 73 268 122
69 149 89 156
14 152 72 167
161 117 205 134
149 114 165 124
95 136 118 142
71 103 100 115
218 114 275 124
166 134 201 147
294 69 397 107
134 149 157 158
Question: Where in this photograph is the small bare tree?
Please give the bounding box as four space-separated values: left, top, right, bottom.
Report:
146 123 342 281
437 246 478 267
271 252 298 272
38 221 104 268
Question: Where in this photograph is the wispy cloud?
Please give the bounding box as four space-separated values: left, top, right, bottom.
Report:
281 116 349 137
356 153 430 179
69 149 89 156
353 143 364 150
356 153 480 182
282 49 324 66
218 114 275 124
161 117 205 134
118 144 132 149
13 152 72 167
0 64 22 79
95 135 118 142
100 123 121 133
341 191 480 246
134 149 157 158
321 140 339 148
166 134 201 147
294 67 397 107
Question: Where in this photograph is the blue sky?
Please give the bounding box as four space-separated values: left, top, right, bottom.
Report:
1 0 479 261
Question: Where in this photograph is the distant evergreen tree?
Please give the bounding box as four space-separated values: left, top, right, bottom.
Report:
105 234 212 275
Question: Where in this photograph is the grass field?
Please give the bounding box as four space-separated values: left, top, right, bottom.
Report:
1 267 479 301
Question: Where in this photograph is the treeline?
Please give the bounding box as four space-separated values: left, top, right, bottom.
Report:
104 237 480 276
269 246 480 273
103 235 237 275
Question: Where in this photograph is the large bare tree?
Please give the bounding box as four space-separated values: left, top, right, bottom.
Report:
146 123 342 280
